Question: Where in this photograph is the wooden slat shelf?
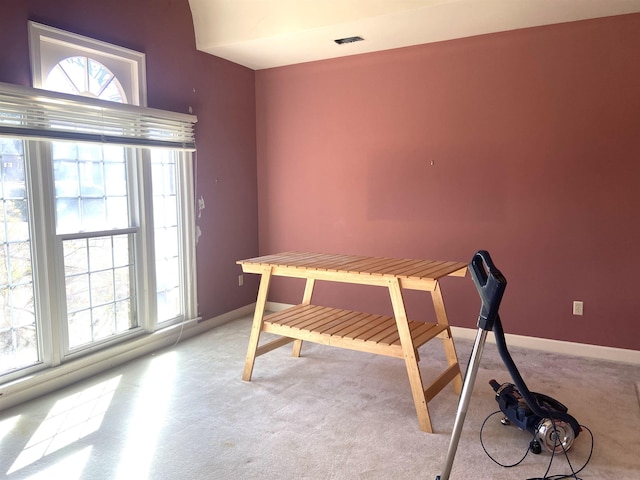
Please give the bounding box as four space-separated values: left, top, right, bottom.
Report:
262 304 447 358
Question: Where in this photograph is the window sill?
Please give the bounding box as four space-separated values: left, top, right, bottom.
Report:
0 304 253 412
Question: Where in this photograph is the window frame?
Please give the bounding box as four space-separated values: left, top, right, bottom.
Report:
28 21 147 106
0 23 198 384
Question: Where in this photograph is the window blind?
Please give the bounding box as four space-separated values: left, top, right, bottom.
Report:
0 81 197 150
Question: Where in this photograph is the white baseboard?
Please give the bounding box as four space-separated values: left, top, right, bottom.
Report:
450 326 640 365
0 304 256 412
266 302 640 366
265 301 294 312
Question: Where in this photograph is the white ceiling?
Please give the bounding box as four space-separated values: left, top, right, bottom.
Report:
188 0 640 70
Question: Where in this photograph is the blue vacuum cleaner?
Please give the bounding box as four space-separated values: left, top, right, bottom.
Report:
436 251 581 480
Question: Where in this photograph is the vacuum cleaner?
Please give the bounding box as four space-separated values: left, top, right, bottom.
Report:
489 378 579 455
436 250 581 480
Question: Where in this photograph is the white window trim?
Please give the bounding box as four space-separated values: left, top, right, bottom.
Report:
28 21 147 107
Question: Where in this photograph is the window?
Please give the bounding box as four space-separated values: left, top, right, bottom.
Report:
45 56 127 102
0 23 197 382
30 21 146 105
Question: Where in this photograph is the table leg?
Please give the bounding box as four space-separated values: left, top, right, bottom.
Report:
242 267 272 381
301 277 315 304
388 278 433 433
431 281 463 394
292 277 316 357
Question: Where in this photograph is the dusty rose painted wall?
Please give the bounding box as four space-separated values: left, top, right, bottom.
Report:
255 14 640 351
0 0 260 320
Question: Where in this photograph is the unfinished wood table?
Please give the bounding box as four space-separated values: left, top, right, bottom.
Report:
237 251 467 433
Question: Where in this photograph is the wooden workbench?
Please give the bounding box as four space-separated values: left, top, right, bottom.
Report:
237 251 467 433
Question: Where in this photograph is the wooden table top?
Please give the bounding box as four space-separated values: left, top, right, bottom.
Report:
237 251 467 281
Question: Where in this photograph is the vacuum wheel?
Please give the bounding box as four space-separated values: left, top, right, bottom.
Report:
536 418 575 453
529 440 542 454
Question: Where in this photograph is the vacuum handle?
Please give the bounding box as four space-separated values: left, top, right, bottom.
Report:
470 250 507 331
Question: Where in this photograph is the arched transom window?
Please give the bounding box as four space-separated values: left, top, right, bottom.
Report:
46 56 127 103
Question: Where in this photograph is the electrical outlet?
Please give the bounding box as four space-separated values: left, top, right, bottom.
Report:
238 274 244 286
572 301 583 316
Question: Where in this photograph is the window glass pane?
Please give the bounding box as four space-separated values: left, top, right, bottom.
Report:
155 226 179 260
114 266 130 301
52 143 78 161
60 57 88 94
151 151 182 323
65 273 91 313
106 197 128 227
53 160 80 197
104 163 126 195
56 198 81 231
68 309 92 347
153 196 178 229
53 142 129 233
90 270 115 307
8 242 33 283
0 245 6 285
81 198 106 229
79 162 105 196
77 143 102 161
88 58 114 96
88 237 113 270
46 65 77 97
115 300 131 332
2 154 26 199
103 145 125 162
157 287 180 320
92 304 116 338
112 236 130 267
63 238 88 274
46 56 127 103
156 256 179 291
0 138 39 374
4 201 29 241
152 160 176 195
64 234 136 351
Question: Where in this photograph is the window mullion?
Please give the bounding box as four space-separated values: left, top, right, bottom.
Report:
133 148 154 332
26 140 66 367
177 153 198 321
58 227 139 242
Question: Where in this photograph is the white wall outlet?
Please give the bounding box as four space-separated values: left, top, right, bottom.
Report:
238 274 244 286
572 301 583 316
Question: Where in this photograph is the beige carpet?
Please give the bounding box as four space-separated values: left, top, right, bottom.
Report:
0 315 638 479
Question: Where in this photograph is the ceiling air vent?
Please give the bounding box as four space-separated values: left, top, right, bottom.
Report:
334 36 364 45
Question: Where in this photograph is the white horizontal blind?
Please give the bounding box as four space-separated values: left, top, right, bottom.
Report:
0 81 197 150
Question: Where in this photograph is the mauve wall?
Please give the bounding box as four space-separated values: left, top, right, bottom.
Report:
0 0 260 320
255 14 640 351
